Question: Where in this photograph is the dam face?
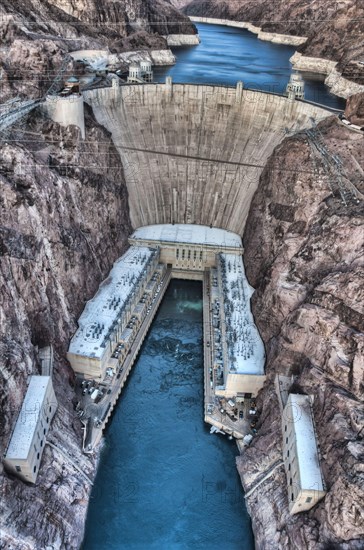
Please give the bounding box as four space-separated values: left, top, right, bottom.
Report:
84 83 331 234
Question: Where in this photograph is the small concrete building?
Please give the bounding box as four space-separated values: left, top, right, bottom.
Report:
282 393 326 514
3 376 57 484
44 76 85 139
140 60 153 82
127 61 153 83
286 72 305 100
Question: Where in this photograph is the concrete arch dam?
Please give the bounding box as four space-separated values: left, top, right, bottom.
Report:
84 84 332 234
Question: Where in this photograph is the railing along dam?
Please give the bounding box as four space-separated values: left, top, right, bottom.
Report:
84 83 332 234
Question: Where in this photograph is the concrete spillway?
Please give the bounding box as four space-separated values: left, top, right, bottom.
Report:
84 83 332 234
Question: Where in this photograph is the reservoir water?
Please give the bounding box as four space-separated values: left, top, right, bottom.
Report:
83 280 254 549
154 22 345 110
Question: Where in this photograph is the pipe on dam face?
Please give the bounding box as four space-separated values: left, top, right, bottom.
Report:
84 84 332 234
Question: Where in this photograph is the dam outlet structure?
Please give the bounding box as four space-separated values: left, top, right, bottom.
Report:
68 224 265 452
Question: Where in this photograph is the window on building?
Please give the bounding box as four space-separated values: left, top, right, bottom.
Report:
305 497 312 504
34 444 37 453
286 437 288 444
15 465 21 473
291 493 294 501
200 251 203 260
290 478 292 486
287 450 289 458
40 440 43 448
288 464 291 471
37 453 40 460
194 250 197 260
188 250 191 259
33 465 36 473
46 417 49 424
43 428 46 435
49 406 52 413
176 248 179 258
285 425 287 432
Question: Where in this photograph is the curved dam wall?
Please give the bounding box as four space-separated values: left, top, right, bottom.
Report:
84 83 332 234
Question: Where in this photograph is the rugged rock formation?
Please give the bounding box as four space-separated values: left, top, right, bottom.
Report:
345 92 364 126
239 115 364 548
0 0 196 100
0 108 132 549
181 0 364 82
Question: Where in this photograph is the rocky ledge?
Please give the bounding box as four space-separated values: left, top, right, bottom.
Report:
239 109 364 549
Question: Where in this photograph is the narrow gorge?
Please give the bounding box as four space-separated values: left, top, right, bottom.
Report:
0 2 363 550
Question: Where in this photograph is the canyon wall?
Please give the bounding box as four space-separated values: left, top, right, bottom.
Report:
0 0 196 101
84 83 331 234
0 108 132 549
239 115 364 549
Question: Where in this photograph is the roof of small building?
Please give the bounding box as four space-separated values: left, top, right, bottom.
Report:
6 376 54 460
67 76 79 83
130 224 242 249
285 393 325 491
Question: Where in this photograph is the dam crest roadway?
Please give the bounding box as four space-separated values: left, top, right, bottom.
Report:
83 81 334 234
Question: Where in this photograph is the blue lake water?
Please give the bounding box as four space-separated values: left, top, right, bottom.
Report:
82 280 254 550
154 22 345 110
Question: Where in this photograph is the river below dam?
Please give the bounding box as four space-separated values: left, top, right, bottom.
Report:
154 22 345 110
82 280 254 549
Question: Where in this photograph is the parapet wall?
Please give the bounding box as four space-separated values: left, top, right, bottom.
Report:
84 83 331 234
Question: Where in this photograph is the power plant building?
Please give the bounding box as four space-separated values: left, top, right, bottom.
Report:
214 253 265 399
282 393 326 514
3 376 58 484
130 224 265 399
67 246 160 379
68 224 266 448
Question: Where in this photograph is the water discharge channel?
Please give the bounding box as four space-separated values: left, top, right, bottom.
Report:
82 280 254 549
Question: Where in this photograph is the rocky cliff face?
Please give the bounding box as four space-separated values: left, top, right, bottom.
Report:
182 0 364 81
239 114 364 549
0 108 132 549
345 92 364 126
0 0 196 100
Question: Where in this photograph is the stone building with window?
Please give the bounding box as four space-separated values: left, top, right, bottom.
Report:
282 393 326 514
3 376 58 484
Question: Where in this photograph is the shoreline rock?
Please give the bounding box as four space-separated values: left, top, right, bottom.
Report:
164 34 201 46
290 52 364 99
189 16 307 46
